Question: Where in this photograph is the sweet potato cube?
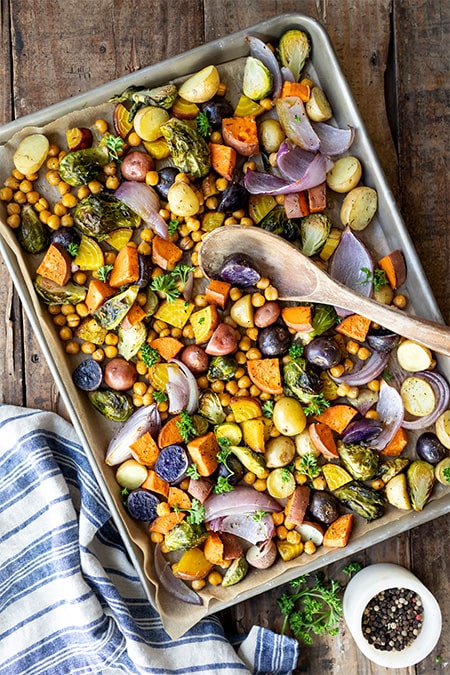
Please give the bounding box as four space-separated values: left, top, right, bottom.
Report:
205 279 232 309
378 250 407 289
203 532 226 566
151 235 183 271
284 486 310 526
85 278 115 313
187 431 220 476
121 302 147 330
108 244 140 287
307 182 327 212
281 305 314 332
130 431 160 467
246 358 283 395
323 514 354 548
280 81 311 102
284 191 310 218
380 427 409 456
335 313 371 342
315 404 358 434
148 511 185 535
168 486 192 510
158 414 184 448
141 469 169 497
36 243 72 286
149 336 184 360
209 142 237 181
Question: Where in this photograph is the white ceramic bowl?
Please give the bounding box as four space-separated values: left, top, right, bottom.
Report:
343 563 442 668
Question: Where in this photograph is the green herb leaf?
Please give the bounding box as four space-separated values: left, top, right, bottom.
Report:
213 476 234 494
150 273 181 302
289 343 304 359
173 263 195 285
186 498 206 524
261 400 274 418
343 561 362 578
140 343 160 368
442 467 450 483
196 111 212 139
252 510 268 522
104 134 125 161
153 389 168 403
303 393 330 416
186 463 200 480
168 219 179 236
296 452 321 479
97 264 114 282
357 267 388 291
67 242 79 257
176 410 198 443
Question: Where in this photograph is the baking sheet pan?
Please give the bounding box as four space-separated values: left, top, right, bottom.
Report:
1 14 449 638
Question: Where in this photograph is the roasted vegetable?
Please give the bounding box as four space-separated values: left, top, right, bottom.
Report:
164 521 208 551
219 252 261 287
160 118 210 178
415 432 448 465
242 56 273 100
201 98 234 129
217 181 248 213
283 353 328 414
154 166 179 200
337 441 379 481
257 324 291 357
304 336 341 369
333 481 385 521
258 205 300 242
407 460 436 511
117 322 147 361
377 458 410 484
72 358 103 392
110 83 178 121
300 213 332 257
88 389 134 422
34 275 87 305
207 355 238 382
197 390 226 424
277 29 311 82
222 557 249 586
74 193 140 240
155 444 189 484
93 285 139 330
17 204 49 253
58 145 110 186
126 489 160 521
308 490 341 527
103 357 138 391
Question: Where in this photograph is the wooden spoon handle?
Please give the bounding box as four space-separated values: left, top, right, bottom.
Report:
295 282 450 357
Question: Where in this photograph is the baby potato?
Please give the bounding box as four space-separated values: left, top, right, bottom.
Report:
133 106 170 142
272 396 307 436
167 181 200 217
340 185 378 231
120 150 154 182
178 65 220 103
13 133 50 175
306 86 333 122
265 435 296 468
258 118 286 154
326 156 362 193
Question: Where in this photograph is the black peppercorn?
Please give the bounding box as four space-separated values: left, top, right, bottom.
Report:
361 587 423 651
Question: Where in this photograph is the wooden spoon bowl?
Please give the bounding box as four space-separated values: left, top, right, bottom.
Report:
199 225 450 357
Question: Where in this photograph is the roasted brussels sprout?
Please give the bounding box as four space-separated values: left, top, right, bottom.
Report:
88 389 134 422
277 29 311 82
282 354 327 413
207 356 238 382
117 321 147 361
300 213 332 257
17 204 49 253
93 285 139 330
377 458 410 484
333 481 385 521
337 441 379 481
160 118 210 178
34 275 87 305
197 390 226 424
110 83 178 120
222 556 249 586
164 521 208 551
74 193 140 240
407 460 436 511
58 145 110 186
243 56 273 100
258 205 300 242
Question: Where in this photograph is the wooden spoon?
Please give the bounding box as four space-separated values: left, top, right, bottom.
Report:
199 225 450 358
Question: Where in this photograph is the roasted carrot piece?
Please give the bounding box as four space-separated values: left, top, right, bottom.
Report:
315 404 358 434
205 279 232 309
280 81 311 101
108 244 140 287
209 142 237 181
36 243 72 286
141 469 169 497
85 278 115 313
149 336 184 360
151 235 183 271
130 431 160 467
323 514 354 547
187 431 220 476
335 313 371 342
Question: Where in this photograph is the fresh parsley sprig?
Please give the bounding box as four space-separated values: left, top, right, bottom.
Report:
140 343 160 368
103 133 125 161
176 410 198 443
97 264 114 282
150 273 181 302
296 452 321 480
357 266 388 291
196 111 212 139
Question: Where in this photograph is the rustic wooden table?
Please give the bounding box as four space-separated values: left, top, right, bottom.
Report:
1 1 448 673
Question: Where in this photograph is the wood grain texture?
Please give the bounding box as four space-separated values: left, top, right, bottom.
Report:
0 1 448 673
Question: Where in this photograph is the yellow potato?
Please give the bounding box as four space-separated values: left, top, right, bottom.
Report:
306 86 333 122
167 181 200 217
435 410 450 449
340 185 377 230
326 156 362 193
133 106 169 142
400 376 436 417
397 339 433 372
13 133 49 175
178 65 220 103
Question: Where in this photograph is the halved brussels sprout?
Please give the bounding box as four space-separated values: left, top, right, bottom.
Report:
277 29 311 82
242 56 273 100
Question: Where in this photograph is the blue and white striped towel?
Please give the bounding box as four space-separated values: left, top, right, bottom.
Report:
0 405 299 675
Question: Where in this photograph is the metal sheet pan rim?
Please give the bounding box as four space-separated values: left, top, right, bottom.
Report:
1 13 449 623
